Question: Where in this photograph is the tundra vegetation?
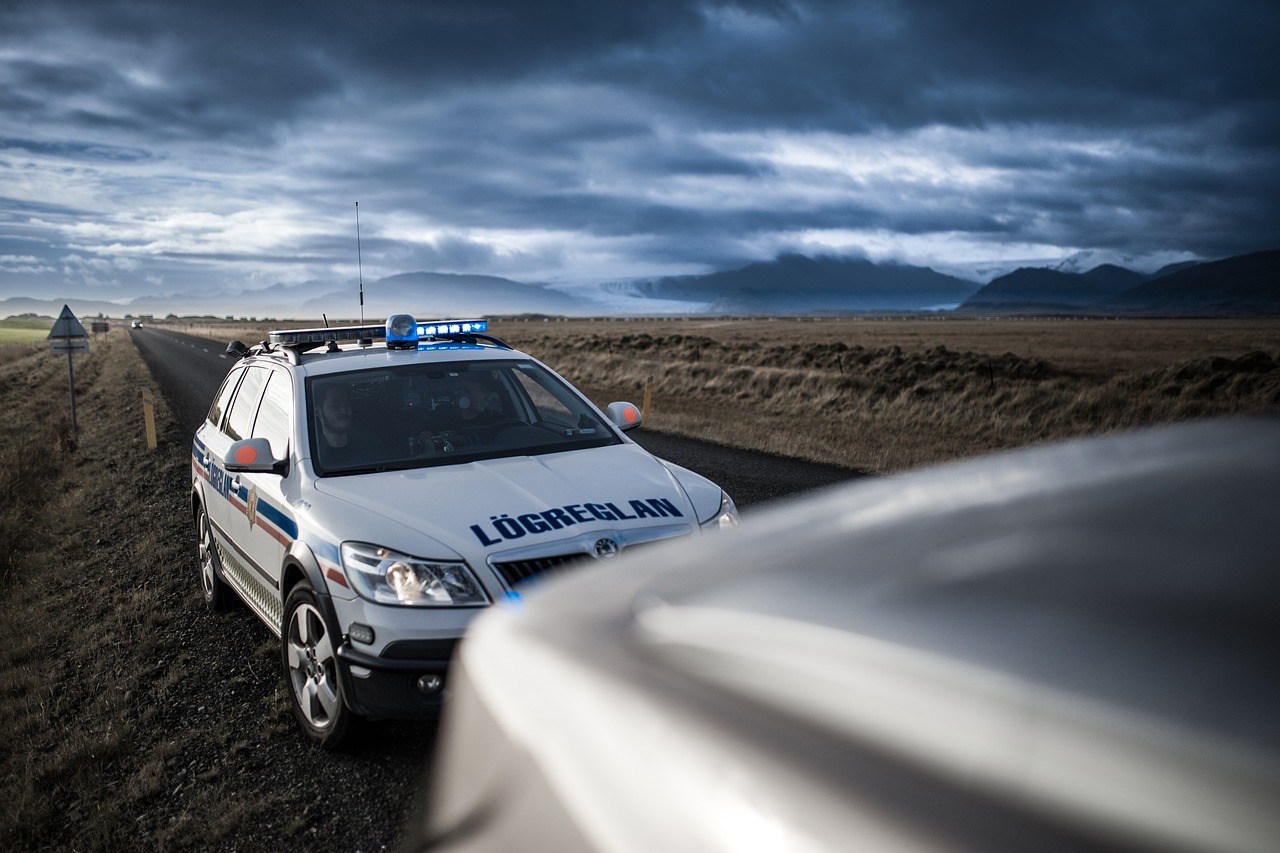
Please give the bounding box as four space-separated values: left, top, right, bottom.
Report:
508 316 1280 471
1 315 1278 850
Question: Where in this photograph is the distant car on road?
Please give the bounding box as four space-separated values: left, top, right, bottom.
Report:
130 320 142 328
190 314 737 748
411 416 1280 853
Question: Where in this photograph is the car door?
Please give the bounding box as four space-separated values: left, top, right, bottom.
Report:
212 365 271 592
198 364 247 556
237 368 296 602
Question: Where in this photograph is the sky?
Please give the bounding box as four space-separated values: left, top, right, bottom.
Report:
2 0 1278 310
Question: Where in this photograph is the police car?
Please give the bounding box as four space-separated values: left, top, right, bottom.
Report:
191 315 737 748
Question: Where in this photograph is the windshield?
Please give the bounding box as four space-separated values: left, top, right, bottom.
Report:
307 358 622 475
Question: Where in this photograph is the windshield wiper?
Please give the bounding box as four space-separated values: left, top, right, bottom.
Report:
323 462 419 476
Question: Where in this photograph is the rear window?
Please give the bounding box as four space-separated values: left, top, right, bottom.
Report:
207 367 244 429
252 371 293 459
223 367 269 442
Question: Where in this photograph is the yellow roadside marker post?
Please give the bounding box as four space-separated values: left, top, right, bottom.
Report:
142 387 158 449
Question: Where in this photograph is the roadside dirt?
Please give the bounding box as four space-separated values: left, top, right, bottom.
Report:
1 331 433 852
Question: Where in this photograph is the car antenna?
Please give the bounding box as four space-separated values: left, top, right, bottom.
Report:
355 201 365 324
321 313 339 351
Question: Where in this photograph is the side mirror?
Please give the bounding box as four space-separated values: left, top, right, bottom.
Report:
224 437 288 475
606 401 643 432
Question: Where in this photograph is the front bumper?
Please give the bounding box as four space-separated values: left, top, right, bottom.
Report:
337 638 460 719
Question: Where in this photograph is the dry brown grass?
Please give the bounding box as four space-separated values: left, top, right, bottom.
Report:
0 345 73 578
0 331 191 849
492 316 1280 471
101 313 1280 471
136 314 1280 471
2 332 430 851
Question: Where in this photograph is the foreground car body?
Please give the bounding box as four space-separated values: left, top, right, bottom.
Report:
413 416 1280 852
190 316 736 747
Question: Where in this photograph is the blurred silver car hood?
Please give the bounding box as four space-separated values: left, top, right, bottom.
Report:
415 416 1280 853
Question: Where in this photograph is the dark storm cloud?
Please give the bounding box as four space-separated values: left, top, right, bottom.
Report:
1 0 1277 303
1 137 157 163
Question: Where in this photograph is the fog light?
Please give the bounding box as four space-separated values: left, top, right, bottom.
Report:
348 622 375 644
417 674 444 695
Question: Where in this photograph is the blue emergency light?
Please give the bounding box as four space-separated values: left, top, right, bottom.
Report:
385 314 418 349
418 319 488 338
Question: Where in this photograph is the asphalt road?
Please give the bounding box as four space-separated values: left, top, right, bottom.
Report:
129 326 866 510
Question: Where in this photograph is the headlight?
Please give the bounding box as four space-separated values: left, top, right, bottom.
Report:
700 492 739 531
341 542 489 606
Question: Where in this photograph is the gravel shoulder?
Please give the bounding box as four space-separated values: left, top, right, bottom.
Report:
1 331 432 852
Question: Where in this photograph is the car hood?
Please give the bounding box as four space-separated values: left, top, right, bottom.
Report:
310 443 703 557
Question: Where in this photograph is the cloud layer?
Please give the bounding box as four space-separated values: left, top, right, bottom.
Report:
2 0 1278 306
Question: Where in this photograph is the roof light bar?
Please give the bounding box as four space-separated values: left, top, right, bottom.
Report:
266 317 489 348
269 324 386 346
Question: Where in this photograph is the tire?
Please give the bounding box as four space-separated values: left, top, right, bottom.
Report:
196 504 233 611
282 581 355 749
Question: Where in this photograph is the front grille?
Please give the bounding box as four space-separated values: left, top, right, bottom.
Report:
491 552 588 587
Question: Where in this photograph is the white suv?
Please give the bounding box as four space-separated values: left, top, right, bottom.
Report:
191 316 737 748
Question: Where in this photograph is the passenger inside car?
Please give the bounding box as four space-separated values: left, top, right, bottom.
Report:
314 382 379 469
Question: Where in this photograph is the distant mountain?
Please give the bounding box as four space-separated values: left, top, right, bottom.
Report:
1149 260 1201 279
0 295 133 320
7 250 1276 321
1081 264 1147 291
957 249 1280 315
1101 250 1280 314
301 271 582 318
1051 249 1162 275
632 254 980 313
957 265 1141 313
1 272 588 322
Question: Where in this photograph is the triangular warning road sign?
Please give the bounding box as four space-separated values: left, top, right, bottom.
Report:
48 305 89 339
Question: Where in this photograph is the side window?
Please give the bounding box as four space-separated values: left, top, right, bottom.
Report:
252 372 293 460
208 368 244 429
223 367 269 442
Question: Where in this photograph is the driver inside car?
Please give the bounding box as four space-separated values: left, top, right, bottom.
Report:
455 376 503 424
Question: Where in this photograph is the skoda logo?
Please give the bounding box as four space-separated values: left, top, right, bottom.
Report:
593 538 620 560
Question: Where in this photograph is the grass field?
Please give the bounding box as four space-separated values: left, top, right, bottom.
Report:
503 316 1280 471
159 314 1280 471
0 316 53 345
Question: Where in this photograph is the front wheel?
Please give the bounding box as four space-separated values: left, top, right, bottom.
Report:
282 581 355 749
196 504 233 611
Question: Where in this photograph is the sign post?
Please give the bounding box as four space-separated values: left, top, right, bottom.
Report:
47 305 89 440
